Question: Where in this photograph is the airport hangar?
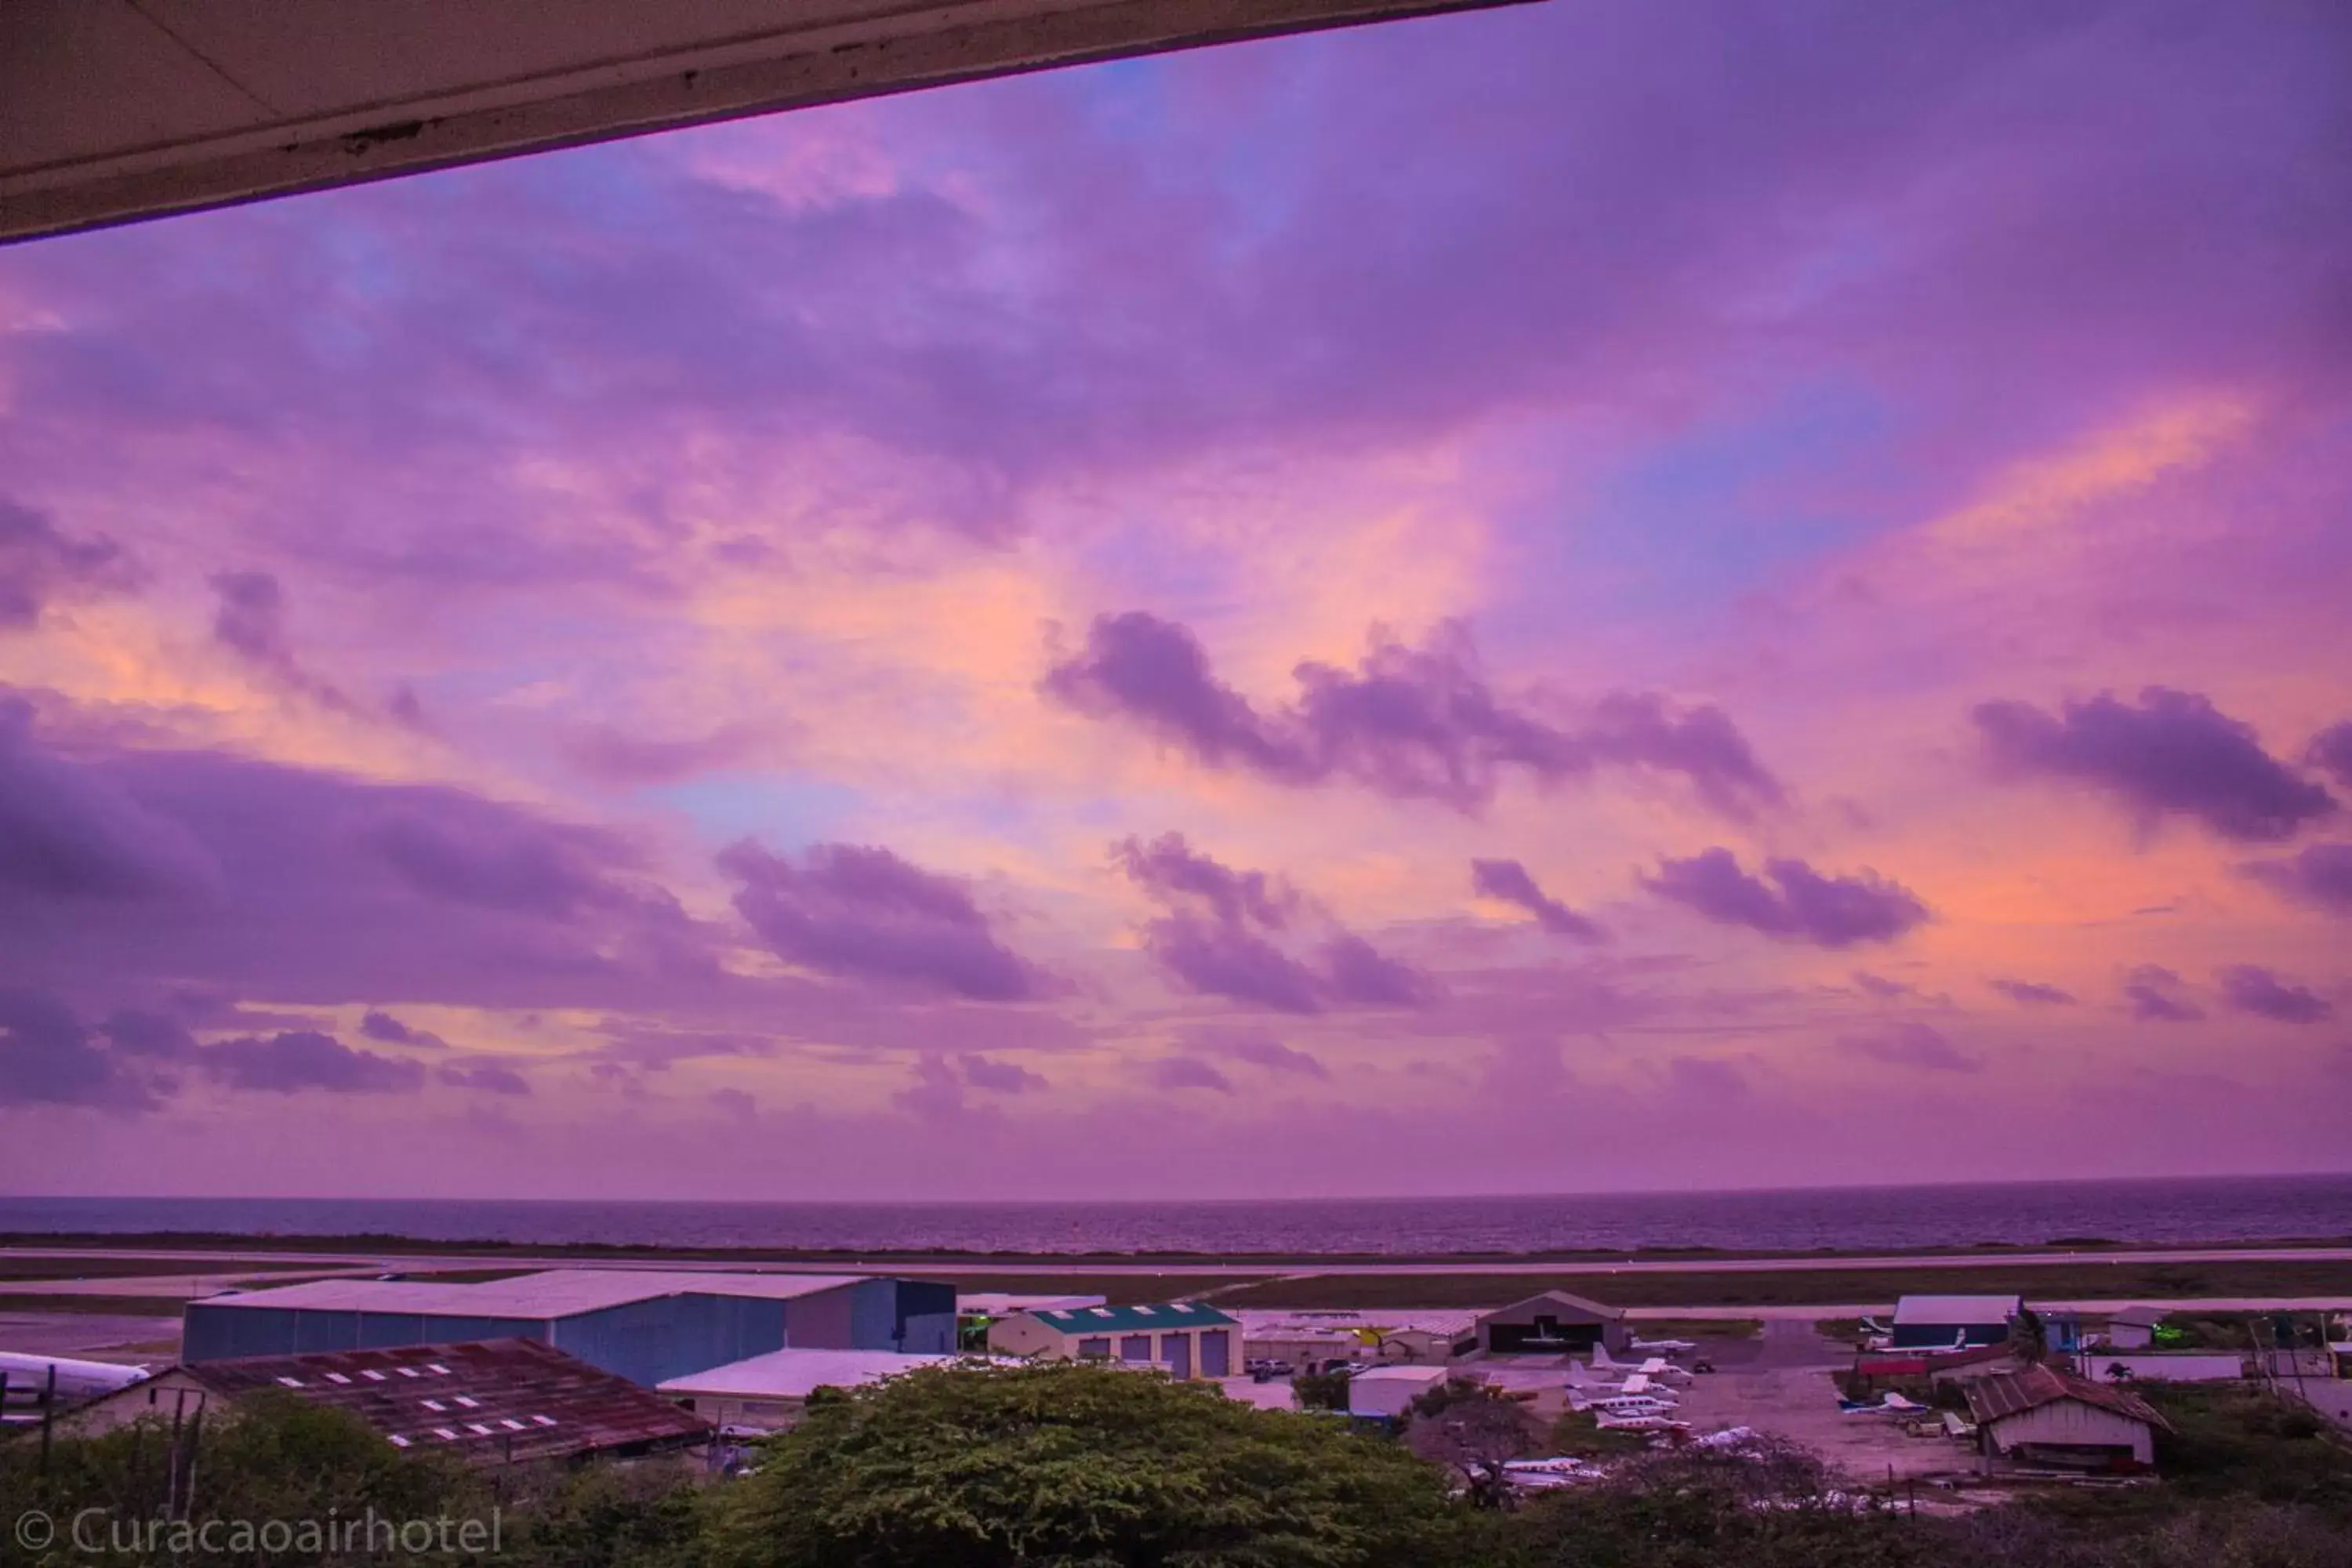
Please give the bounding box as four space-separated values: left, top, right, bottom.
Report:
181 1270 956 1387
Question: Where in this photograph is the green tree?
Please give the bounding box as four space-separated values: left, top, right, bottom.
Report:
1544 1409 1650 1461
2010 1307 2049 1367
1402 1380 1538 1510
1290 1370 1352 1412
706 1363 1465 1568
0 1392 488 1565
499 1457 710 1568
1490 1443 1926 1568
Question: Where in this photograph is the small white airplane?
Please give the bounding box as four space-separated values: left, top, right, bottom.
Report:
1574 1391 1679 1415
1571 1385 1657 1408
1837 1391 1927 1417
1504 1457 1605 1490
1504 1456 1603 1488
1630 1335 1697 1354
0 1351 150 1401
1595 1411 1690 1432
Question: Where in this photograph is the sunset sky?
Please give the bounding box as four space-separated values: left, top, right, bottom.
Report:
2 0 2347 1200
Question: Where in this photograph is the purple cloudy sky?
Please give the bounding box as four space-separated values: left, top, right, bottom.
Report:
2 0 2349 1199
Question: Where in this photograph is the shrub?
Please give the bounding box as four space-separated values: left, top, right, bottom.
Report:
706 1362 1467 1568
1292 1369 1352 1411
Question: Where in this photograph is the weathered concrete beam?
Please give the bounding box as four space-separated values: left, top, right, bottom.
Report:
1 0 1535 245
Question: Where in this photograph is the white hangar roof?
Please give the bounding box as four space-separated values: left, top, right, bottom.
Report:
194 1269 866 1319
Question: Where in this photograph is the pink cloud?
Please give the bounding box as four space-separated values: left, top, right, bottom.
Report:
1 0 2347 1196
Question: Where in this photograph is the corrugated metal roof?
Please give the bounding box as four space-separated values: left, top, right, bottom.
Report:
1348 1366 1449 1385
956 1294 1108 1316
1030 1302 1238 1333
1892 1294 2022 1325
1233 1308 1480 1337
194 1269 865 1318
659 1348 979 1398
1240 1327 1361 1347
1962 1364 2171 1432
1477 1290 1624 1323
176 1339 708 1464
2108 1305 2169 1327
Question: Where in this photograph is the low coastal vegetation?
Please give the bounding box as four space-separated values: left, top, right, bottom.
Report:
5 1365 2347 1567
1210 1259 2352 1310
12 1238 2351 1316
1624 1317 1759 1341
6 1232 2348 1265
0 1294 192 1317
906 1274 1270 1307
0 1259 321 1282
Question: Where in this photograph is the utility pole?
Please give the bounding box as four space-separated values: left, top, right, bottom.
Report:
179 1408 204 1522
166 1388 187 1516
38 1363 56 1474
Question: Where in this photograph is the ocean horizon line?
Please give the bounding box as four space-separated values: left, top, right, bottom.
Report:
10 1170 2352 1210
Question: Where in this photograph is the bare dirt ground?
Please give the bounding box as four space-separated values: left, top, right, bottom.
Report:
1675 1365 1972 1482
1670 1322 1978 1483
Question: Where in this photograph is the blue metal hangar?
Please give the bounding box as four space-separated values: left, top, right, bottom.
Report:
182 1270 956 1386
1889 1294 2024 1351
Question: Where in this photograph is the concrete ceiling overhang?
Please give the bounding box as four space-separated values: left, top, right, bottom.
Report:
2 0 1532 245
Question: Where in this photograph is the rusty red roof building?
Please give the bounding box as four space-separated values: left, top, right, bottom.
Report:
1854 1339 2020 1379
64 1338 710 1465
1962 1363 2172 1432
